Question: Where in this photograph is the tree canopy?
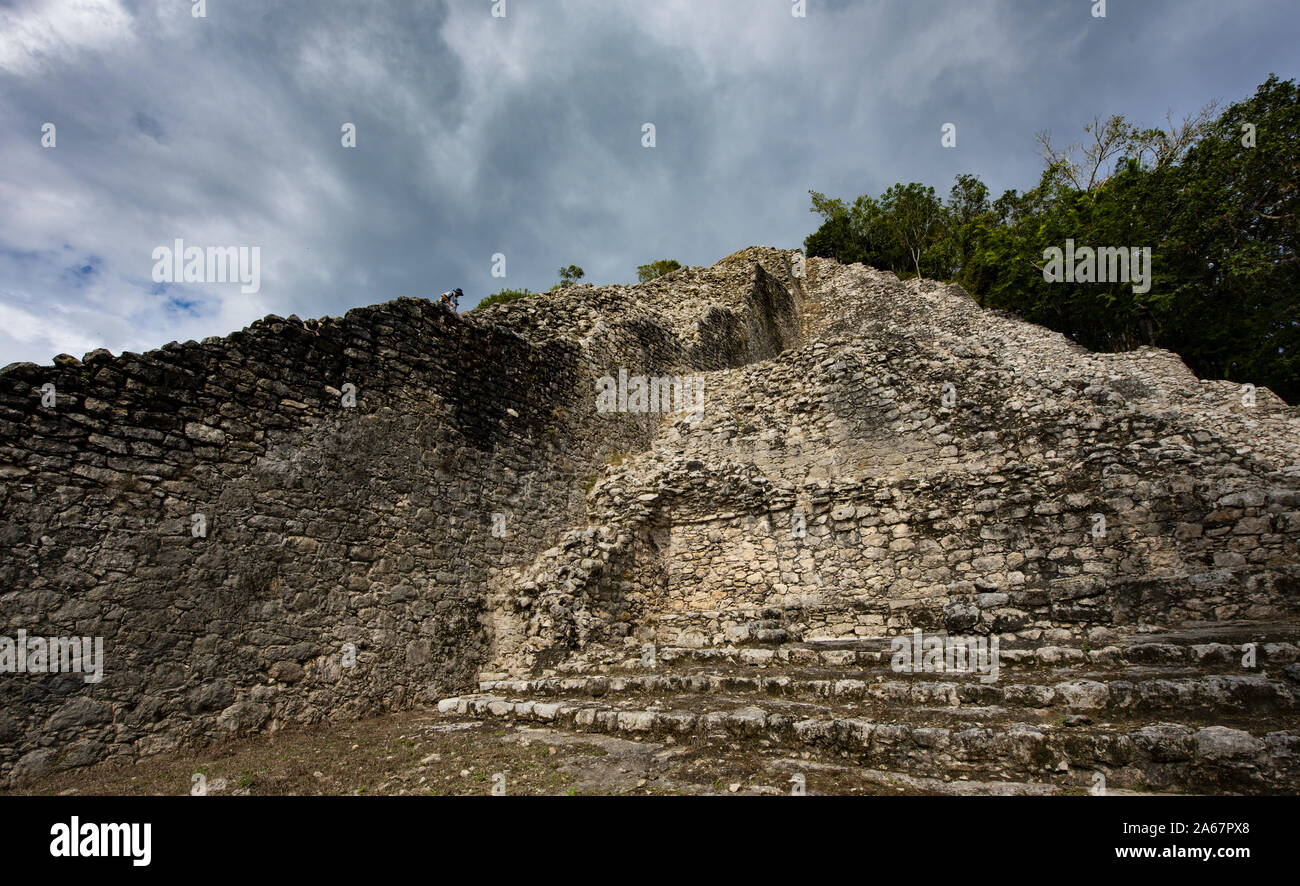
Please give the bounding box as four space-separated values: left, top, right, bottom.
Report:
555 265 585 288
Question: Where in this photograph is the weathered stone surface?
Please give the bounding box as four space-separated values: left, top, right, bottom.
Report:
2 247 1298 790
1194 726 1265 761
216 701 271 733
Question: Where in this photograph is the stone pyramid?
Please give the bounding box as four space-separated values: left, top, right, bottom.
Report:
441 247 1300 794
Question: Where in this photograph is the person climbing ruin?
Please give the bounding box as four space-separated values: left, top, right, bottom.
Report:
439 288 463 312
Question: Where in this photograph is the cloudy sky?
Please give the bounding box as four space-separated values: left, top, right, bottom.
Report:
1 0 1296 365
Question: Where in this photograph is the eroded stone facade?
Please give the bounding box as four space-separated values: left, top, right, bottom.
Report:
3 247 1298 791
0 247 801 783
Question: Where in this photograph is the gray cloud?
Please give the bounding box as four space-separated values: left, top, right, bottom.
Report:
1 0 1296 364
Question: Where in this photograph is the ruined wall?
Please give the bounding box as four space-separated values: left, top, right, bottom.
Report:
0 248 806 783
656 476 1300 645
505 258 1300 674
0 300 564 782
644 319 1300 644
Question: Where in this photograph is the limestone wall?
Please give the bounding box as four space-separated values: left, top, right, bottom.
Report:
0 247 806 783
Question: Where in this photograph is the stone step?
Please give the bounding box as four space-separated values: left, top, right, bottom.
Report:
554 631 1299 674
435 693 1300 793
476 671 1299 717
651 617 800 647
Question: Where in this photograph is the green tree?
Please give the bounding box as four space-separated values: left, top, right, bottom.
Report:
933 174 992 284
637 259 681 282
804 210 862 265
472 288 536 311
1159 75 1298 401
805 191 861 264
556 265 585 288
804 190 901 270
880 182 946 279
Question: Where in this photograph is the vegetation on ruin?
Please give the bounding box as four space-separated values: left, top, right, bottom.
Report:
805 76 1298 403
472 287 537 311
637 259 682 282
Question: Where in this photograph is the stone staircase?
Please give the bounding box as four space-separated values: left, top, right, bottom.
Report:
440 620 1300 793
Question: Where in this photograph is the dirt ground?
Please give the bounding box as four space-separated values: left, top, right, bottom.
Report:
0 707 1052 796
